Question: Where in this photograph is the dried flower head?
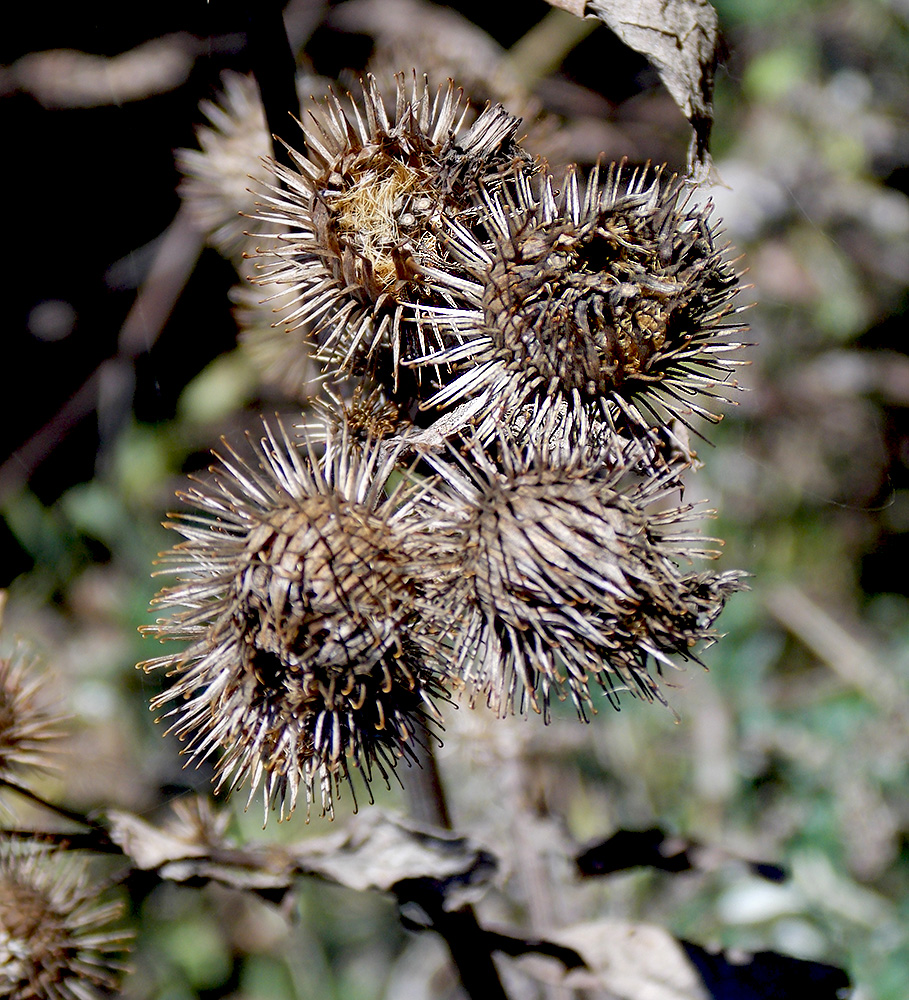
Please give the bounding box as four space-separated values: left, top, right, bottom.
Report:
405 434 743 719
140 420 445 820
0 842 130 1000
416 162 747 461
252 73 529 385
0 650 63 803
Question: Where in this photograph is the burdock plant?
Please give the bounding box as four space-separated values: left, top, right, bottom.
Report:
158 38 746 827
123 2 763 993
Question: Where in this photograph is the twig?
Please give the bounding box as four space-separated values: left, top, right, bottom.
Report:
0 778 112 838
0 829 122 854
764 584 908 713
504 8 598 90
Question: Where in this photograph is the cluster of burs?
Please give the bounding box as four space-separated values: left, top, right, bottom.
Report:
148 73 749 821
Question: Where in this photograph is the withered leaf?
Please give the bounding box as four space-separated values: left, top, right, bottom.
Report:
290 809 498 910
507 918 711 1000
544 0 721 178
106 806 496 910
106 806 293 895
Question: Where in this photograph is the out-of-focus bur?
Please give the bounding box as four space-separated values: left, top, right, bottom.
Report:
0 841 131 1000
413 162 748 466
251 73 530 389
176 69 330 263
403 434 746 719
140 419 447 821
0 647 64 807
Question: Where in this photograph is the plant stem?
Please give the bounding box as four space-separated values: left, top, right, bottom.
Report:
405 740 510 1000
407 738 452 829
0 779 110 834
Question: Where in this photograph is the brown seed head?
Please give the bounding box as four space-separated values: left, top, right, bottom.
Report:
140 420 445 820
0 650 63 803
252 73 529 385
416 162 748 464
405 434 744 718
310 384 410 448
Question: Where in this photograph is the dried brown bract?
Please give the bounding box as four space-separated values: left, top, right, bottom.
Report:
416 162 747 463
309 383 411 448
252 73 529 387
0 842 131 1000
140 420 445 820
404 434 744 719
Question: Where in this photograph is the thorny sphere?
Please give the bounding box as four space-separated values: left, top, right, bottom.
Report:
140 423 445 820
0 843 130 1000
252 73 529 386
417 163 747 461
406 435 745 719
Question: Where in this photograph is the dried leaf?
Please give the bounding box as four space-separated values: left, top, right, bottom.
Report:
106 807 293 895
683 942 851 998
106 806 496 910
544 0 721 177
290 810 498 910
577 827 787 882
544 0 588 14
511 919 710 1000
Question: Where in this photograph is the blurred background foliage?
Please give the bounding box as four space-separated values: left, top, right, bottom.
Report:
2 0 909 997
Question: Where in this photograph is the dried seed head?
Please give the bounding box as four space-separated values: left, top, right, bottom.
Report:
0 842 131 1000
140 421 445 820
252 73 529 385
0 650 63 802
417 163 748 462
405 434 744 719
